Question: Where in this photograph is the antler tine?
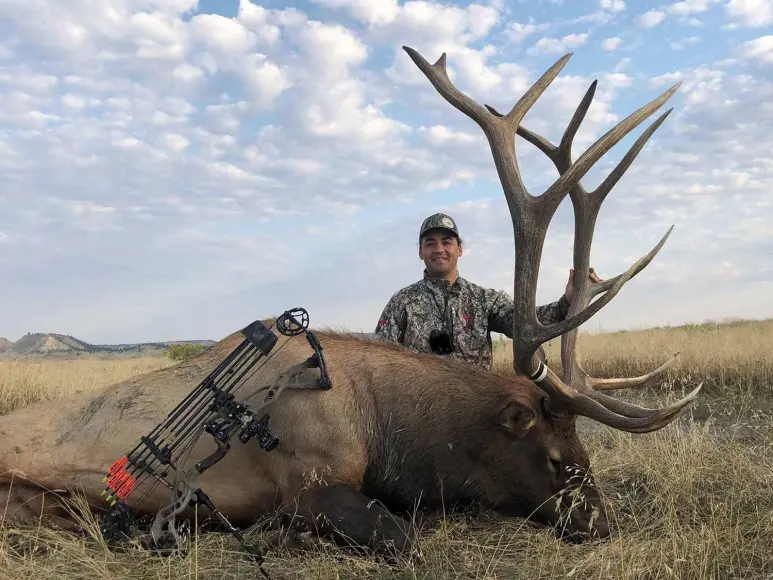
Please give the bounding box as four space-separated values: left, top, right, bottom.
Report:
406 47 700 432
555 378 703 433
401 47 494 131
585 351 682 390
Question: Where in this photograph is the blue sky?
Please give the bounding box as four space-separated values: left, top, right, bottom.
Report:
0 0 771 344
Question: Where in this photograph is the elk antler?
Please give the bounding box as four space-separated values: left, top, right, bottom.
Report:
403 46 701 434
483 81 684 419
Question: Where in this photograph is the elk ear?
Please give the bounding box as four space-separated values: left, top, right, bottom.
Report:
498 398 537 439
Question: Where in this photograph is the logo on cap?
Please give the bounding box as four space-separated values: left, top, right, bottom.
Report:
441 217 455 229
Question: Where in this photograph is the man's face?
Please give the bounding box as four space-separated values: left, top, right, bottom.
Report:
419 229 463 277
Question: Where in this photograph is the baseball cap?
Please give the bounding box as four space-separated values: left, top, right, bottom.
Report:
419 212 460 240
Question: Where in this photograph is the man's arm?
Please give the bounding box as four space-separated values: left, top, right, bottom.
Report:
490 268 602 333
536 295 571 325
488 290 570 337
373 294 407 344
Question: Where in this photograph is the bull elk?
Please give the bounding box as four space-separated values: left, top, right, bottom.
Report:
0 47 700 566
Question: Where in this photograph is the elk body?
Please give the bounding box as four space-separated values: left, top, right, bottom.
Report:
0 47 700 556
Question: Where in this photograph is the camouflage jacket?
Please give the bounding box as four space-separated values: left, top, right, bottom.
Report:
374 270 570 371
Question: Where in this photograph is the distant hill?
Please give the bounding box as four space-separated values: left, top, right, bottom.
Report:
0 332 216 360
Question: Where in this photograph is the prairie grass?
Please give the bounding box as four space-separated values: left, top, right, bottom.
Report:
0 319 772 579
493 318 773 395
0 357 173 414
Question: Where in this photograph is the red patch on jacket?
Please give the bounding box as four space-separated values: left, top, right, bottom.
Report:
462 312 475 329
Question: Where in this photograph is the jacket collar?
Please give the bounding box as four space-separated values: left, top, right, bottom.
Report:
422 269 465 293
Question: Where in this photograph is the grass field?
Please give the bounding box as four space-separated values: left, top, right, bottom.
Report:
1 319 772 579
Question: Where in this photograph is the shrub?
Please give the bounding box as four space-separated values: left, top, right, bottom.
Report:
164 343 206 362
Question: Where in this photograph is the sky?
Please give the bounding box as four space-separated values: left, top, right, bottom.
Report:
0 0 771 345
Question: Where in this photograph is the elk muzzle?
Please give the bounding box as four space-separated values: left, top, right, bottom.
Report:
549 468 610 542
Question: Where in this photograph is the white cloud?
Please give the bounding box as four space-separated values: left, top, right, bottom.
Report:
639 10 667 27
670 35 701 50
600 0 626 12
60 93 90 110
172 62 203 82
0 0 772 344
297 20 369 70
604 72 633 87
419 125 481 146
666 0 721 16
725 0 773 27
505 20 551 43
314 0 499 41
188 13 259 56
528 33 589 54
310 0 400 26
242 57 294 108
602 36 622 50
162 132 190 151
737 35 773 62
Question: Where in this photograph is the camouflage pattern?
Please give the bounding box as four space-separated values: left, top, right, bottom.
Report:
419 212 460 239
374 270 570 371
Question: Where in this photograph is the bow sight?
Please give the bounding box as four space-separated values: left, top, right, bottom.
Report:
98 307 331 578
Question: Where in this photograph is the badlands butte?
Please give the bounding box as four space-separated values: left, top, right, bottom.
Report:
0 332 216 360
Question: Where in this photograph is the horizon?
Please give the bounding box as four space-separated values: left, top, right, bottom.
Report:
1 0 770 344
2 314 771 347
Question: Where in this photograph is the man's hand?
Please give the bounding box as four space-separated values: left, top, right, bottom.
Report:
564 267 602 302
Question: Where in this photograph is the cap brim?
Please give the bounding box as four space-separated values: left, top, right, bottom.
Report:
420 227 459 238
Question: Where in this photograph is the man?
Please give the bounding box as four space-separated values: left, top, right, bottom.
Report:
373 212 601 371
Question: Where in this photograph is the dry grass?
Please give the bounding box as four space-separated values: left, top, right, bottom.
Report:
1 319 772 579
0 357 174 414
493 318 773 395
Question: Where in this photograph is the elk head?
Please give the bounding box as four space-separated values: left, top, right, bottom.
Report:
403 46 701 540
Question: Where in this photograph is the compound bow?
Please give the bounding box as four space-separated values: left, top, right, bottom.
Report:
98 307 331 578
